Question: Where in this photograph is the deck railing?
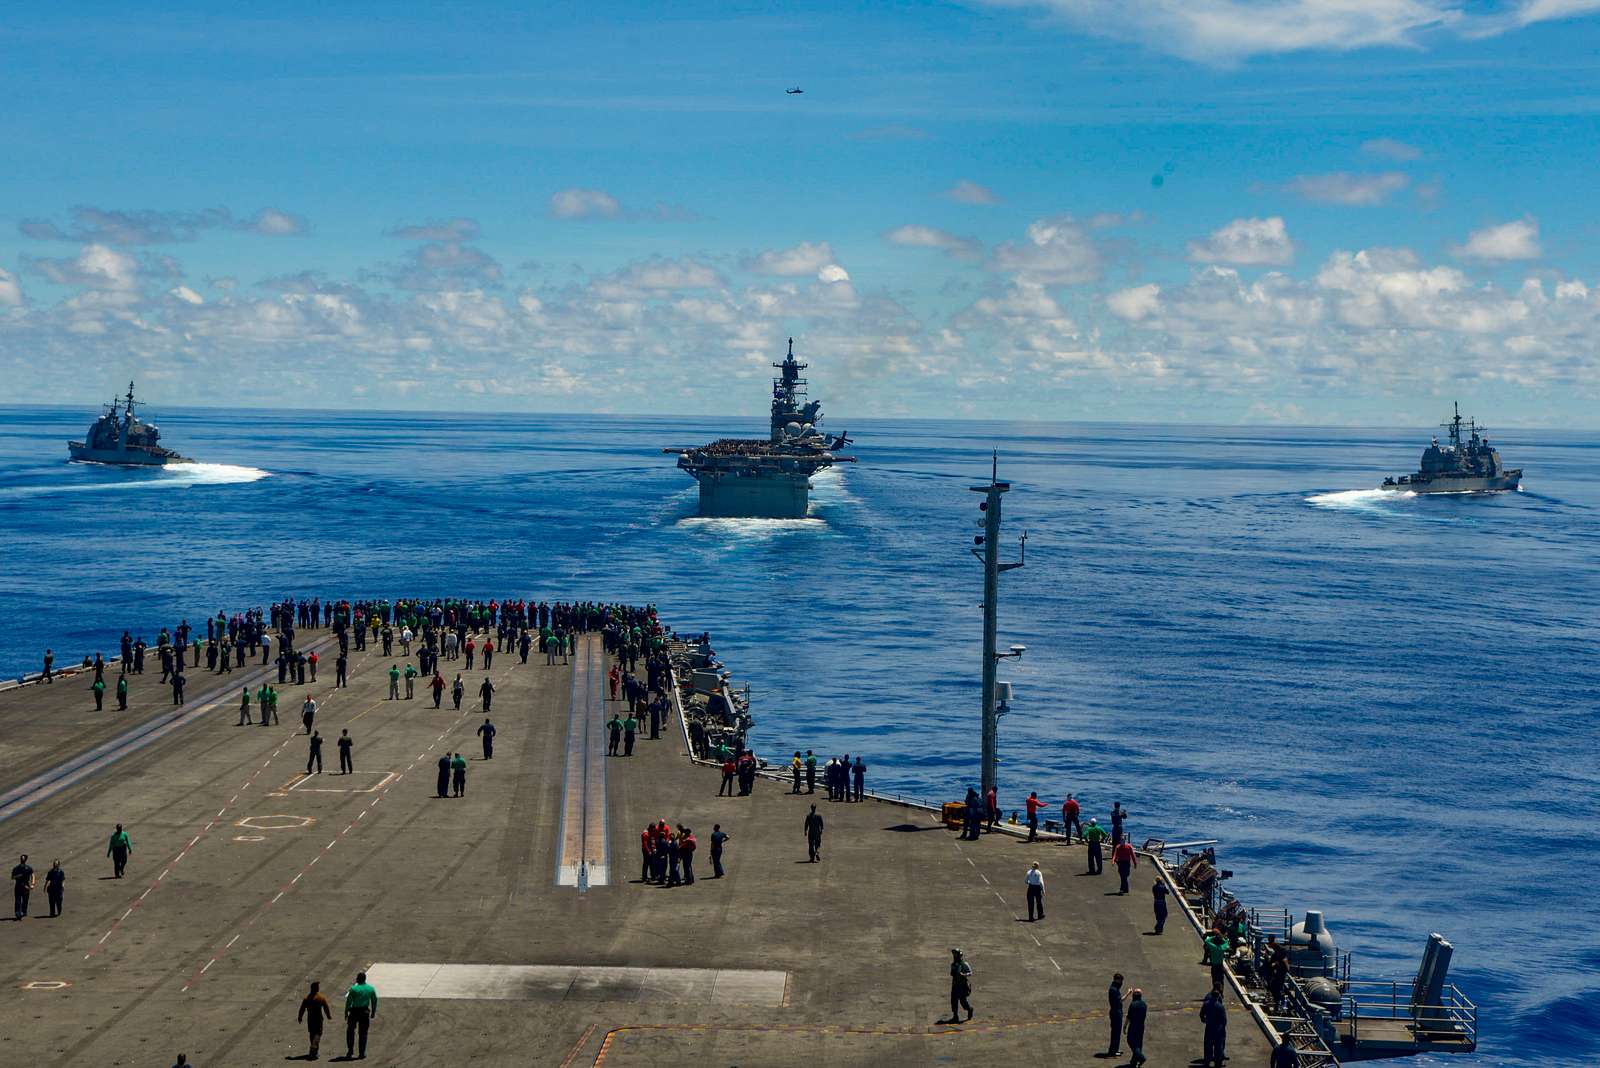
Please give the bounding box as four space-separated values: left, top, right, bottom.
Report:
1343 978 1478 1050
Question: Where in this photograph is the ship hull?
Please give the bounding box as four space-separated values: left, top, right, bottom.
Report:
690 470 810 518
1380 471 1521 493
68 443 187 467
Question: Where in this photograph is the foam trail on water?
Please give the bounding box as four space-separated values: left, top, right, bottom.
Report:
1 462 270 499
675 516 827 541
1306 488 1409 510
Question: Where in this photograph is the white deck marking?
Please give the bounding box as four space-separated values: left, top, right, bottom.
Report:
556 636 608 888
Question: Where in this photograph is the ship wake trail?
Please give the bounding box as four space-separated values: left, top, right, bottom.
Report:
675 516 827 540
1306 488 1411 510
6 462 270 498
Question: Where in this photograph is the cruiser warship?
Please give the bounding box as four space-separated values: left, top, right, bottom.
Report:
665 339 854 518
1381 404 1520 493
68 382 191 466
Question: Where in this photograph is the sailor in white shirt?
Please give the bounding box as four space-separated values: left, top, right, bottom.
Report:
1025 862 1046 921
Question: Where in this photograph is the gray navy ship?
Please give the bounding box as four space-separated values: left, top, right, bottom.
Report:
665 339 854 518
68 382 191 466
1381 404 1520 493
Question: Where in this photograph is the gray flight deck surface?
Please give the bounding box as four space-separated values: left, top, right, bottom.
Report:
0 628 1266 1066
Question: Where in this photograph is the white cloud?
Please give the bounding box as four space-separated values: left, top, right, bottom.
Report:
1361 137 1424 161
942 180 1001 205
27 244 141 292
241 209 308 236
548 188 623 220
1454 217 1541 262
18 206 306 243
972 0 1600 65
1109 246 1600 393
4 231 1597 420
884 224 982 259
991 216 1103 285
0 268 20 307
1187 217 1294 266
1284 171 1409 205
373 241 503 291
1107 283 1161 320
591 257 724 297
743 241 837 277
388 218 481 242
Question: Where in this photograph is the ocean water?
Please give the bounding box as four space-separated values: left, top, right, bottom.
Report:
2 404 1597 1066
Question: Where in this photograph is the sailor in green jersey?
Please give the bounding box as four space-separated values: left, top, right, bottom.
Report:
1203 930 1230 987
107 824 132 878
1083 819 1109 875
805 751 818 794
403 663 418 699
238 686 252 726
607 715 623 756
387 664 400 700
116 673 128 710
343 971 378 1060
450 752 467 797
622 714 638 756
92 677 105 710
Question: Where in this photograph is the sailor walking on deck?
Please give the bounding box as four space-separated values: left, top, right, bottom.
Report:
1126 988 1148 1066
297 980 332 1061
343 971 378 1061
710 824 728 878
1105 972 1126 1058
477 717 495 759
11 854 33 919
107 824 132 878
1200 983 1228 1067
1084 818 1107 873
1024 862 1046 920
804 804 824 862
943 948 974 1024
337 729 353 774
1152 877 1169 934
1113 838 1138 893
44 859 64 918
1062 793 1082 843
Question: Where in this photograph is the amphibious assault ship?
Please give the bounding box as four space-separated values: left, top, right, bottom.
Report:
68 382 191 466
665 339 854 518
1380 404 1520 493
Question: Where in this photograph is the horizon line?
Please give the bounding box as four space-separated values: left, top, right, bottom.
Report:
1 401 1590 436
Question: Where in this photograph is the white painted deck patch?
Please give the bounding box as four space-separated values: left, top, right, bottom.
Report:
365 963 786 1005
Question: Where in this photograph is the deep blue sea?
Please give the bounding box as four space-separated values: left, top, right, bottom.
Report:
2 404 1596 1066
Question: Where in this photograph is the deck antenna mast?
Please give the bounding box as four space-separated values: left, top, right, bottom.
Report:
969 450 1026 799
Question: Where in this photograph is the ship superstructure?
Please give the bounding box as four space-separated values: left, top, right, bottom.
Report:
665 339 854 518
1380 404 1520 493
68 382 191 466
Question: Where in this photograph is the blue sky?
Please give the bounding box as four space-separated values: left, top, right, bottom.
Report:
3 0 1599 426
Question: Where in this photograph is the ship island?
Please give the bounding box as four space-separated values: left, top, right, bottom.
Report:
665 339 854 518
